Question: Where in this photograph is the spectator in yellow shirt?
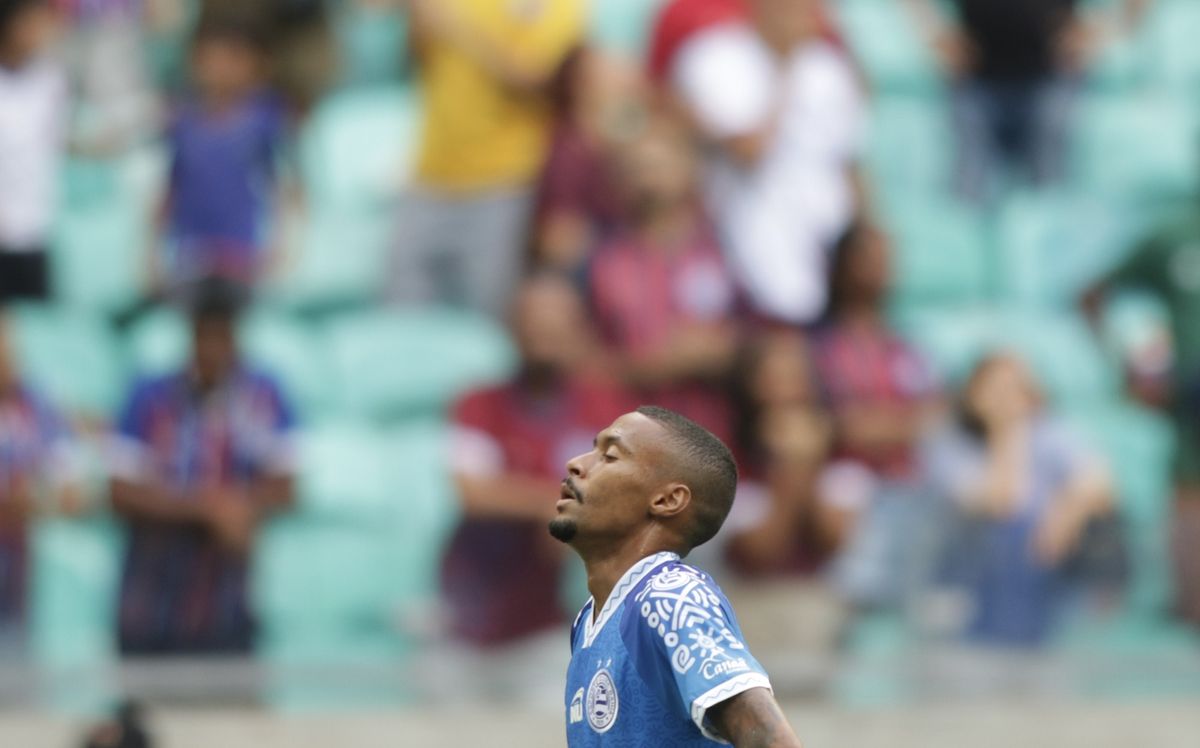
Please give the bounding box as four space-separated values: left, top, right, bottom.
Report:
391 0 585 316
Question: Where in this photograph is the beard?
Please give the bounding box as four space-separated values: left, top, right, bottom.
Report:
547 516 578 544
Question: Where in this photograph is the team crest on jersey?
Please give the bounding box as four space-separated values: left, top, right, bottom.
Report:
585 669 619 733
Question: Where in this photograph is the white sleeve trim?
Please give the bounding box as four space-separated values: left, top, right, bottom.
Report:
690 672 774 742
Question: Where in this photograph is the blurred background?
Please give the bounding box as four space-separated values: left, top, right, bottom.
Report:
1 0 1200 745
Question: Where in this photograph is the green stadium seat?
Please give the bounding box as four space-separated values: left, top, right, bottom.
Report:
885 197 990 304
52 148 165 314
9 305 126 419
335 4 409 88
897 306 1117 405
51 192 147 315
263 208 394 311
30 518 123 668
255 422 455 706
123 307 333 423
1142 0 1200 93
267 87 419 309
834 0 941 94
866 96 955 208
995 189 1141 307
326 307 515 421
590 0 666 56
297 86 419 212
1072 93 1199 202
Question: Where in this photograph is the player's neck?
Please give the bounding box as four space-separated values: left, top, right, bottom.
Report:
582 532 678 620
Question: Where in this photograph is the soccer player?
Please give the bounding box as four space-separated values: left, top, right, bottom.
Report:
551 406 803 746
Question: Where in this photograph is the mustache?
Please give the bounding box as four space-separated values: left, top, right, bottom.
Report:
562 478 584 503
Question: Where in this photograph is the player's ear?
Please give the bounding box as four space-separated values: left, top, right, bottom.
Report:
649 483 690 519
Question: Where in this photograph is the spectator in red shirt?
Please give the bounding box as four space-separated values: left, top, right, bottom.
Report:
532 47 648 276
588 122 739 444
811 222 943 607
430 273 631 705
709 328 849 693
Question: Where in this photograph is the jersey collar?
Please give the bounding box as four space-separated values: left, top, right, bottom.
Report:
583 551 680 648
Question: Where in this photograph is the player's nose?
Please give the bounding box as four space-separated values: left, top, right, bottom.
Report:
566 451 587 478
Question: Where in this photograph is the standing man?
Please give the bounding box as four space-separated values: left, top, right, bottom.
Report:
429 274 629 705
391 0 586 316
109 278 295 654
552 406 802 747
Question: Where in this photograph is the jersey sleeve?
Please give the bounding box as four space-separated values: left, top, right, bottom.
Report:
620 565 771 742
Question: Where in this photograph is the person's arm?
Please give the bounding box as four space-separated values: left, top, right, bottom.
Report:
708 688 804 748
109 478 211 527
609 323 739 388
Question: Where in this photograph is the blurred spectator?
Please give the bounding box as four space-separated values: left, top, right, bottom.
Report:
430 274 628 705
57 0 162 156
924 354 1114 646
109 278 295 655
725 329 834 576
904 0 1150 201
1087 212 1200 626
264 0 337 116
390 0 585 316
812 223 941 607
0 0 65 303
588 123 738 443
664 0 867 324
532 47 647 276
716 329 846 692
0 312 85 657
155 14 287 291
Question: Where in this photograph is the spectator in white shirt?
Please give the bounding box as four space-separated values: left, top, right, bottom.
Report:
0 0 65 303
666 0 867 325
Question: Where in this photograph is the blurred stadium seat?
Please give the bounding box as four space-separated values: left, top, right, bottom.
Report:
326 307 515 422
1072 93 1199 202
897 306 1117 405
995 189 1142 306
833 0 941 95
886 196 990 303
589 0 666 55
865 96 955 208
268 87 419 310
9 305 126 419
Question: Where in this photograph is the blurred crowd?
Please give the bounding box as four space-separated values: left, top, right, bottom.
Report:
2 0 1200 715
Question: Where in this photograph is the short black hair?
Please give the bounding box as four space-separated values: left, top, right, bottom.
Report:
636 405 738 551
186 276 249 324
0 0 43 39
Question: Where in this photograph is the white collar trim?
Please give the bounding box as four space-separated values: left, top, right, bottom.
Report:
582 551 680 648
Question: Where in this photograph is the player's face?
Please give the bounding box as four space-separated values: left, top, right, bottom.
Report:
550 412 669 546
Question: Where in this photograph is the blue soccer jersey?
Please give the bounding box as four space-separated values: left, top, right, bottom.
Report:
565 552 772 746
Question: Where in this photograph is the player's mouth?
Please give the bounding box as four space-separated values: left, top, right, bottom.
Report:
558 480 582 507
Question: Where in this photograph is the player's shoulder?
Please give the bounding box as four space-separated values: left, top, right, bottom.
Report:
626 560 733 630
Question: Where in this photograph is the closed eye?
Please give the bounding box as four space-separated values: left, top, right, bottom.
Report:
603 451 618 463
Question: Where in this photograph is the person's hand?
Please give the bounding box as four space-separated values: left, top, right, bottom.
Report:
761 406 830 466
1032 501 1087 566
931 28 975 79
1057 17 1107 74
670 324 738 376
204 490 258 555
